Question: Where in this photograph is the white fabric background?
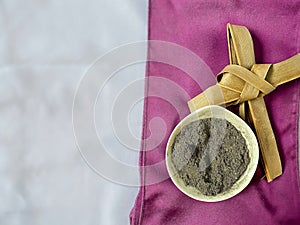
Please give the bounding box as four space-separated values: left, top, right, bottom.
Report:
0 1 147 225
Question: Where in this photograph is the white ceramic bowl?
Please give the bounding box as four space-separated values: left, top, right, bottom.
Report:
166 105 259 202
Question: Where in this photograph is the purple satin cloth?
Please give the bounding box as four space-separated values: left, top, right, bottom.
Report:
130 1 300 224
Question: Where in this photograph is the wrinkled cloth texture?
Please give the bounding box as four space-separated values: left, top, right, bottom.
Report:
130 0 300 225
0 1 147 224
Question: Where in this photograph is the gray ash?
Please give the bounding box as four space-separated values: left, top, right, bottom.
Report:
171 118 250 196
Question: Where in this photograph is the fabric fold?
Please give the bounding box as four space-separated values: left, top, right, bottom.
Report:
131 1 300 224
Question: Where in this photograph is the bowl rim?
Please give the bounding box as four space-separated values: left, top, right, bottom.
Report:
165 105 259 202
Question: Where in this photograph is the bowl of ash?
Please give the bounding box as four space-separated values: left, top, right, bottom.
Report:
166 105 259 202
